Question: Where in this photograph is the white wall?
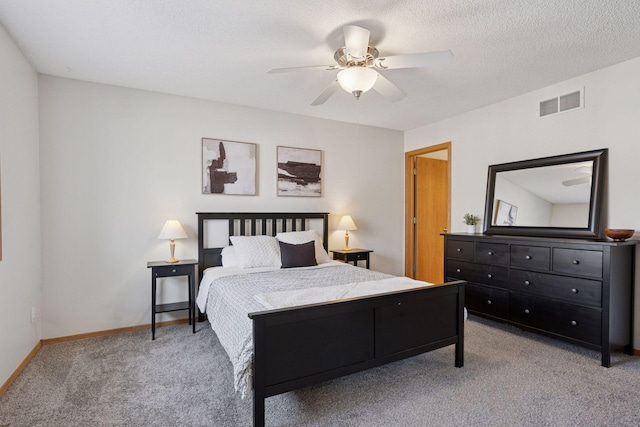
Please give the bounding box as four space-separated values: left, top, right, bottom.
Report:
405 56 640 348
551 203 589 228
0 26 41 387
38 76 404 339
493 175 552 226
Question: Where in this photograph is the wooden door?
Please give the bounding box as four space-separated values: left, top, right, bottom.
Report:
414 157 448 283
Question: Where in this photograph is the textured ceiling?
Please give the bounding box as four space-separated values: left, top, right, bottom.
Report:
1 0 640 131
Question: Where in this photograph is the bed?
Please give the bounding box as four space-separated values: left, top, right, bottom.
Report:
196 212 465 427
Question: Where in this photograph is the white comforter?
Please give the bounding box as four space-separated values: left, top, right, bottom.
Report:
196 262 434 398
254 276 434 310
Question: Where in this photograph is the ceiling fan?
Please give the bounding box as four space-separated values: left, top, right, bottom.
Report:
267 25 454 106
562 165 592 186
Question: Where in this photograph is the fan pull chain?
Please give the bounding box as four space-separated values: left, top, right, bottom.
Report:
355 96 361 137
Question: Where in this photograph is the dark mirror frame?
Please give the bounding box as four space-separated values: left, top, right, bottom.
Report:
483 148 607 239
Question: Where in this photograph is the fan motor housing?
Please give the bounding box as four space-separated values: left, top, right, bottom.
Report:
334 46 379 68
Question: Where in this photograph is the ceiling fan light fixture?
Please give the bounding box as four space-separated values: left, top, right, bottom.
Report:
337 67 378 98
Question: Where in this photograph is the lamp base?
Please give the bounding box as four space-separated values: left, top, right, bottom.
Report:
343 231 352 251
167 239 179 263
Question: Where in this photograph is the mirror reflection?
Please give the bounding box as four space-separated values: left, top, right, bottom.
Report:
491 161 593 228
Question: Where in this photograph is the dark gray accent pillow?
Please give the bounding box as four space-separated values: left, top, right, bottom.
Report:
278 240 317 268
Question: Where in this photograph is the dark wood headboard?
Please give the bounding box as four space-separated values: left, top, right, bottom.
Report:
196 212 329 274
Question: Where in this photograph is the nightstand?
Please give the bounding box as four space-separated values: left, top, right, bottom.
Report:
330 249 373 269
147 259 198 340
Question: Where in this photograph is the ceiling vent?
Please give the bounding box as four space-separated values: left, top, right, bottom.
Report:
538 88 584 118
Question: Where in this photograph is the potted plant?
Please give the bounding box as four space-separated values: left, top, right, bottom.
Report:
463 213 481 233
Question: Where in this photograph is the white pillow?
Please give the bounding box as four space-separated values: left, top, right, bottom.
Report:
220 246 238 268
229 235 282 269
276 230 331 264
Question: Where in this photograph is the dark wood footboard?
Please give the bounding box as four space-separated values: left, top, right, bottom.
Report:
249 280 465 427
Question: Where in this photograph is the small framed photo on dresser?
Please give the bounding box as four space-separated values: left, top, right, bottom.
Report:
494 199 518 226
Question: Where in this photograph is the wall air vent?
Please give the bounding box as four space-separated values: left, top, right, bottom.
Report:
538 88 584 118
539 98 558 117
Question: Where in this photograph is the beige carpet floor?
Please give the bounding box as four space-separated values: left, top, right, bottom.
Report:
1 315 639 426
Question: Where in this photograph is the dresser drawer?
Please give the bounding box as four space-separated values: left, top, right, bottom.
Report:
446 260 478 282
552 248 603 279
509 293 601 345
474 264 509 288
466 284 509 318
447 260 508 288
476 242 509 266
510 245 550 271
509 270 602 308
446 240 474 260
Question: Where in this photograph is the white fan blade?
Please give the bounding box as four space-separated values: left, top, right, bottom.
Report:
343 25 370 59
372 73 406 103
311 80 340 106
375 50 454 70
562 177 591 186
267 65 339 74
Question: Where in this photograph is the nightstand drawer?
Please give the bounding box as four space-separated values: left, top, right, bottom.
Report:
349 252 369 261
553 248 603 279
331 249 372 269
153 264 193 277
446 240 474 260
510 245 550 271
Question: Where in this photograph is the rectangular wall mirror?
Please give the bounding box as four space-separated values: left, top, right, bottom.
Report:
483 148 607 239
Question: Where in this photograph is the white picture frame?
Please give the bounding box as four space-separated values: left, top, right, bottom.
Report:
494 199 518 226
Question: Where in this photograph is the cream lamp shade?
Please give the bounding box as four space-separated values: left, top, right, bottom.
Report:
337 215 358 251
158 220 188 263
337 67 378 100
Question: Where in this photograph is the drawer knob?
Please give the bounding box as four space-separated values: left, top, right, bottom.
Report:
571 320 578 326
456 248 462 252
524 309 530 314
573 260 580 265
172 269 177 273
525 255 532 260
524 280 530 286
488 251 494 256
486 300 492 305
487 273 493 279
571 288 578 293
456 268 461 273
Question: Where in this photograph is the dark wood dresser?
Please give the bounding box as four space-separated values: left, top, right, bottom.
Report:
444 233 637 366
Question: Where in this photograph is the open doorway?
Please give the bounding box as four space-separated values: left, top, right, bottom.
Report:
404 142 451 283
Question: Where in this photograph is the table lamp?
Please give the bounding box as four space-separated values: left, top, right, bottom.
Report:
158 220 188 263
337 215 357 251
